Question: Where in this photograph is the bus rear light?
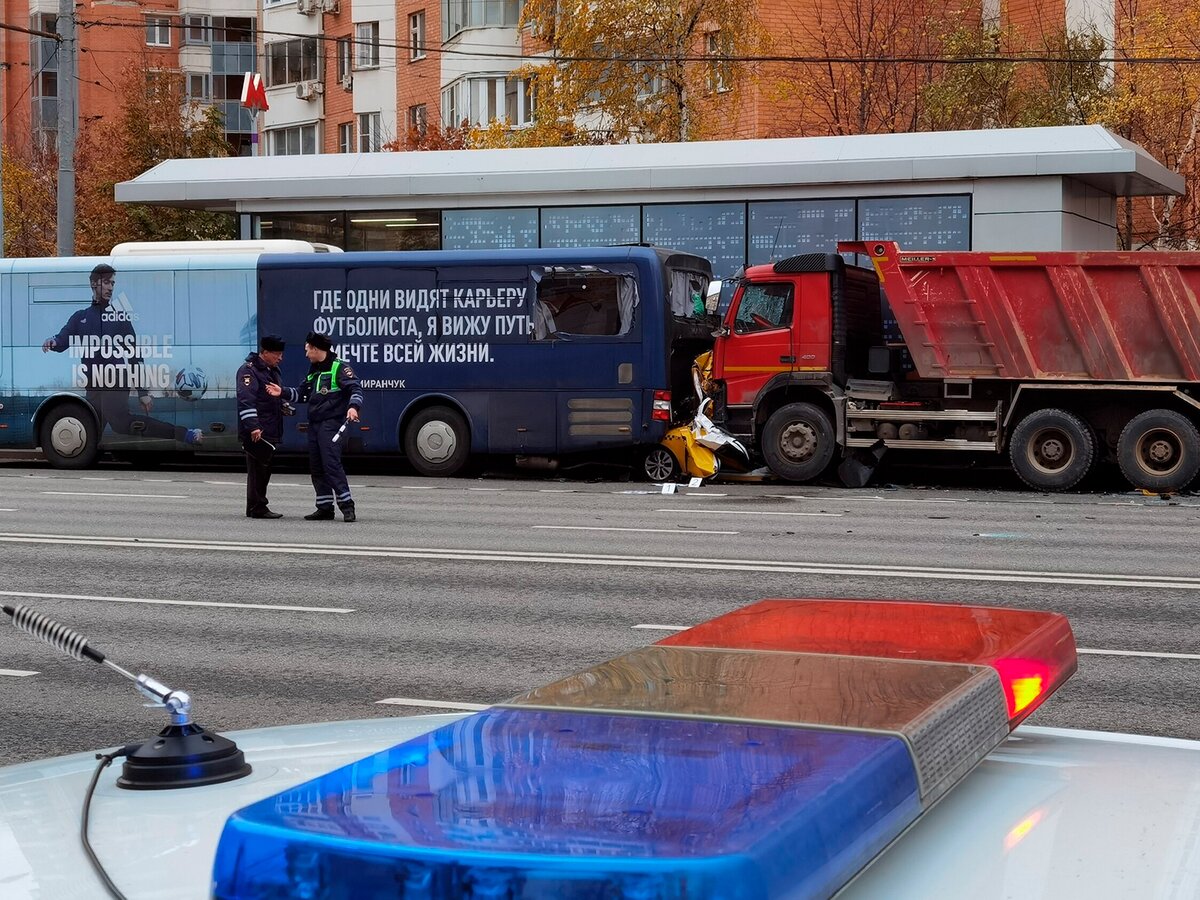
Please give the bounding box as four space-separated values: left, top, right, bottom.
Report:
652 390 671 421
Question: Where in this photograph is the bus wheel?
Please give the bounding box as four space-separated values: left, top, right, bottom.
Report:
40 402 99 469
762 402 835 482
1117 409 1200 493
404 406 469 477
1010 408 1094 491
640 445 679 482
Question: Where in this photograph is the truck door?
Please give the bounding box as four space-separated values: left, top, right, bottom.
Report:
717 281 795 405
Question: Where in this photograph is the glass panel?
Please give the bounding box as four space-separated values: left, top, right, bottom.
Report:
643 202 746 278
857 196 971 250
443 208 538 250
540 206 639 248
347 210 440 251
258 212 344 246
748 199 855 265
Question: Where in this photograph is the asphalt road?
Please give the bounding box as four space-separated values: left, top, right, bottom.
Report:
1 461 1198 765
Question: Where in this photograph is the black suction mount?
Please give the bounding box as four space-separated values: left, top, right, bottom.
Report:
3 604 252 790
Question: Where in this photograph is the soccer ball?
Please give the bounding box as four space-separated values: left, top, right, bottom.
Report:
175 366 208 401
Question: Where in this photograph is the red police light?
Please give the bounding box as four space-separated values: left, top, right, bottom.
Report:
659 599 1077 728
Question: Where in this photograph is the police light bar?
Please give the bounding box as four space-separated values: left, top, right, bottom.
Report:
659 598 1078 726
212 599 1077 899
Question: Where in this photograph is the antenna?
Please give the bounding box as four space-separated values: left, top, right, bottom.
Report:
3 604 251 790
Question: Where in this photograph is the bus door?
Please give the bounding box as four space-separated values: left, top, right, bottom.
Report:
434 265 553 454
717 281 797 406
530 264 643 453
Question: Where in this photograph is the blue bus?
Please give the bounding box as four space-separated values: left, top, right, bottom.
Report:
0 244 713 475
259 246 714 476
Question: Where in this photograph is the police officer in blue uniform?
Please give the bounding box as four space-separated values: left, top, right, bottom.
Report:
298 331 363 522
236 335 297 519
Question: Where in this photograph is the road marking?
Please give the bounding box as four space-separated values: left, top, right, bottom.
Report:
533 525 738 535
784 494 964 503
538 489 577 493
632 627 1200 660
204 480 243 486
41 491 188 499
467 487 505 492
0 669 38 677
2 532 1199 591
401 485 437 490
0 589 352 614
658 508 843 517
0 509 16 512
1079 648 1200 661
80 477 112 481
376 697 490 711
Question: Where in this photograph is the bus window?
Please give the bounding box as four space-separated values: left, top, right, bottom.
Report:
532 268 638 340
668 269 711 318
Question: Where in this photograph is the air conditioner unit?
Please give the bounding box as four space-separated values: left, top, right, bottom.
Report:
341 74 353 91
296 81 319 100
320 0 340 12
296 0 318 15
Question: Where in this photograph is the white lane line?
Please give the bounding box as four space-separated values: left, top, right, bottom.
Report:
539 489 577 493
204 481 243 486
41 491 188 499
0 669 38 677
3 532 1200 591
633 624 688 631
682 493 728 498
1079 648 1200 661
80 477 112 481
533 525 738 535
376 698 490 711
467 488 506 492
402 486 437 490
0 589 353 614
0 508 16 512
658 508 843 517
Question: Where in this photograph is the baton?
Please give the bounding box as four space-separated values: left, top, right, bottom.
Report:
331 420 349 444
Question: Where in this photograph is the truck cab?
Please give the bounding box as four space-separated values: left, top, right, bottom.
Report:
711 253 883 481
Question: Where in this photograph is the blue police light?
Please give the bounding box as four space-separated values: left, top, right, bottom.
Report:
212 707 920 899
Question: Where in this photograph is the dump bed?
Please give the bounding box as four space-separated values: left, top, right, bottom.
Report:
840 241 1200 383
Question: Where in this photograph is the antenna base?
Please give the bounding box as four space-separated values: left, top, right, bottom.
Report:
116 722 251 790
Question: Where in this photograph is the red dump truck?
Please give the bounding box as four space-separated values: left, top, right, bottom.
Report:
710 240 1200 492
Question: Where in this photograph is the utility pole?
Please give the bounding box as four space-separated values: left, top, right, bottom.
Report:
56 0 77 256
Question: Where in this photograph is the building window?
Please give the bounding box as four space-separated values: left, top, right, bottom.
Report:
186 72 212 102
337 123 353 153
267 123 319 156
442 0 521 41
355 22 380 70
266 38 321 87
706 32 729 93
409 11 427 60
358 112 382 151
408 104 428 139
184 15 211 45
145 16 172 47
337 38 352 86
441 75 532 128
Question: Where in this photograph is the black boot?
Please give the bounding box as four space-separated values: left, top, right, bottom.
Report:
304 508 335 521
341 506 356 523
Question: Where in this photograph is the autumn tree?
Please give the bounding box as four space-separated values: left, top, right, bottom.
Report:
920 23 1110 131
1 144 56 257
773 0 957 136
74 64 236 254
1100 1 1200 248
513 0 768 145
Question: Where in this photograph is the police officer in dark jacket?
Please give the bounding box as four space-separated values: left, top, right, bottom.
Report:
236 335 297 519
297 331 363 522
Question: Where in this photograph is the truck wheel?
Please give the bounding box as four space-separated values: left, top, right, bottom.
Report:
640 445 679 482
39 401 100 469
404 406 470 477
1009 408 1094 491
1117 409 1200 493
762 402 836 483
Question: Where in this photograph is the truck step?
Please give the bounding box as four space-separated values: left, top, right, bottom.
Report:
845 437 997 451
